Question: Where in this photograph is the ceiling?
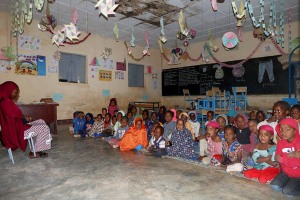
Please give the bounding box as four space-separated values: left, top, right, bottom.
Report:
1 0 299 48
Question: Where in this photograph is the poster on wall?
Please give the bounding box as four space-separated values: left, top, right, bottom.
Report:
116 61 126 71
115 71 124 80
100 59 114 70
16 54 46 76
0 60 14 72
146 66 152 74
89 65 98 78
48 56 59 73
153 79 158 89
18 35 41 51
99 70 112 81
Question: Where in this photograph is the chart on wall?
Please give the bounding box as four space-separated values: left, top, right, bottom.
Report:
162 56 292 96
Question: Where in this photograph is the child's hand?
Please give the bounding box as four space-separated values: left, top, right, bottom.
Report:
287 150 300 158
275 154 280 162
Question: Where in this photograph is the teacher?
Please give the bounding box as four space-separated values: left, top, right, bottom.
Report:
0 81 52 158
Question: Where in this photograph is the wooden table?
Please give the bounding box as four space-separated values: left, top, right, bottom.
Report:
133 102 160 111
18 103 59 134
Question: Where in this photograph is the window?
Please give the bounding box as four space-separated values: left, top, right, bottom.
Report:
128 63 144 87
59 52 86 83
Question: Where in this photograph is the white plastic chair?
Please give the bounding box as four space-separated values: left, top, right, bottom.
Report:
3 128 36 164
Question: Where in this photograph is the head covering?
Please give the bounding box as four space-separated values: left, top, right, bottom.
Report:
275 118 299 138
234 113 249 128
188 111 197 122
226 110 237 117
0 81 19 100
206 121 220 129
109 98 117 105
216 114 228 126
117 110 125 116
0 81 28 151
259 125 274 135
170 109 177 121
179 112 189 122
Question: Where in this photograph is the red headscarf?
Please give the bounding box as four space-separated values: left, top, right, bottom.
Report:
259 125 274 135
0 81 29 151
275 118 299 139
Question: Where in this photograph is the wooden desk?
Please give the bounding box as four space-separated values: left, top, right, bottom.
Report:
133 102 160 111
18 103 59 134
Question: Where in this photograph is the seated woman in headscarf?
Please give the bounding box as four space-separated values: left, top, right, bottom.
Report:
120 118 148 151
0 81 52 158
166 119 199 160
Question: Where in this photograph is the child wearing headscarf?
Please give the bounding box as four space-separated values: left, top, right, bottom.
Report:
244 125 279 183
120 118 148 151
165 119 199 160
82 113 94 137
188 111 200 140
270 118 300 197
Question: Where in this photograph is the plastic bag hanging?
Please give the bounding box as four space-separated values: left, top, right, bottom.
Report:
113 22 118 42
72 7 78 25
130 27 135 47
178 10 189 36
159 17 167 43
143 32 150 56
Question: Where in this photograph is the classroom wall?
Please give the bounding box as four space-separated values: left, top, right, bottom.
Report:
0 12 162 120
161 21 300 111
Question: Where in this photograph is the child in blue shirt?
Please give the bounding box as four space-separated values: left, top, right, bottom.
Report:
74 111 85 138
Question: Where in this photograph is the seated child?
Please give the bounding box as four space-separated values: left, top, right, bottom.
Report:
94 113 112 138
69 111 80 134
248 119 259 145
146 126 167 157
163 110 176 141
142 109 150 128
88 114 104 137
114 111 125 133
165 119 199 160
176 110 182 120
258 101 290 144
81 113 94 137
221 125 246 172
291 104 300 123
147 112 159 140
270 118 300 197
188 111 200 140
120 118 148 151
127 111 134 127
102 108 107 118
216 114 228 141
73 111 85 138
244 125 280 183
204 110 214 126
108 116 129 148
235 114 255 155
131 106 141 119
226 110 237 125
249 110 257 120
179 112 193 136
158 106 167 124
200 121 222 165
256 110 266 123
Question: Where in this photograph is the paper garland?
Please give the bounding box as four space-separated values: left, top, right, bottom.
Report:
113 22 119 42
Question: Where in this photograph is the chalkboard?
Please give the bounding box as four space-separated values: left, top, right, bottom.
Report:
128 63 144 87
162 56 292 96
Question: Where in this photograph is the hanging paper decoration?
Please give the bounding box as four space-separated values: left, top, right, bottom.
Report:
52 31 65 46
288 8 292 53
34 0 45 11
62 23 81 41
95 0 119 18
1 47 17 61
26 3 33 23
159 17 167 44
130 27 135 47
178 10 189 36
232 0 246 42
232 66 245 77
222 32 239 49
143 32 150 56
72 7 79 25
90 57 100 66
124 42 146 61
11 0 34 36
113 22 119 42
211 0 218 11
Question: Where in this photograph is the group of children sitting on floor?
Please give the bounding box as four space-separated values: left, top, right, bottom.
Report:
69 98 300 197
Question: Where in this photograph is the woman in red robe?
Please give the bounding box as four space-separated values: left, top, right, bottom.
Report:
120 118 148 151
0 81 51 158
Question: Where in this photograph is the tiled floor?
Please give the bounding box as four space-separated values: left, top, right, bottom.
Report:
0 125 296 200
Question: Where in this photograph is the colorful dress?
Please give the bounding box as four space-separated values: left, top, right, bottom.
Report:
222 140 246 168
166 128 198 160
88 121 104 137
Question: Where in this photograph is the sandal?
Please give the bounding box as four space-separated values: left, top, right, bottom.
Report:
29 151 48 158
40 152 48 158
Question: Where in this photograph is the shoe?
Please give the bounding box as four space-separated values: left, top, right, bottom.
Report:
74 134 81 138
112 145 119 149
94 133 101 138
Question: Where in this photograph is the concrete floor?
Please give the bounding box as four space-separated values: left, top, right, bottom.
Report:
0 125 296 200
